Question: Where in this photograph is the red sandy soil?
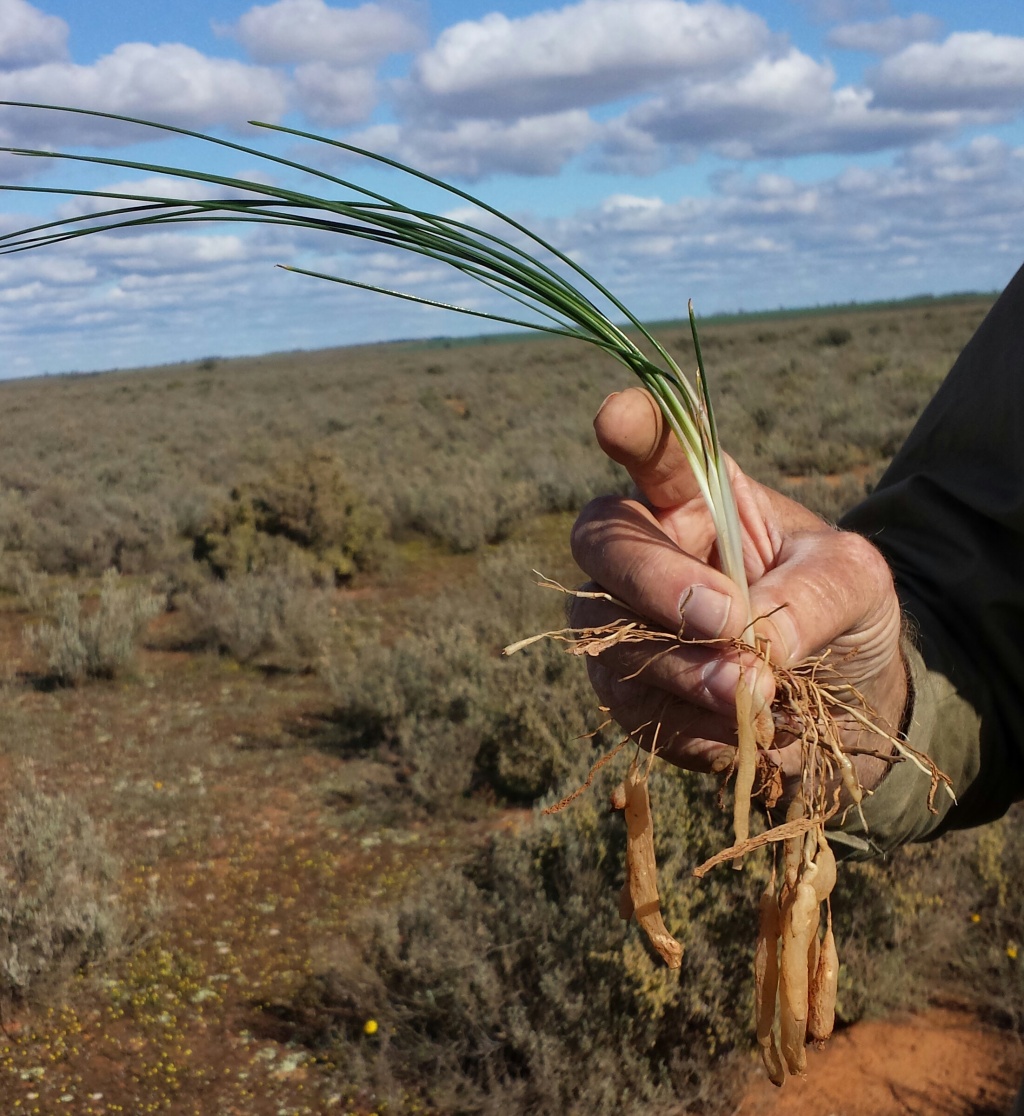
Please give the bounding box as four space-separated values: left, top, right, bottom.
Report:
736 1008 1024 1116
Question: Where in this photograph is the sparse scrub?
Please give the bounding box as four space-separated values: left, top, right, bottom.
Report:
0 786 122 1005
27 568 162 684
0 299 982 578
0 297 1004 1108
776 472 881 523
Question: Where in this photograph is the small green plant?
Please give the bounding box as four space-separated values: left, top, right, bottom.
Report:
0 786 122 1004
27 567 162 684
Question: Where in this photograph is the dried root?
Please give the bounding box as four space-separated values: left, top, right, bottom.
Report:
504 578 952 1088
808 903 839 1043
612 754 684 969
754 871 785 1086
772 829 839 1079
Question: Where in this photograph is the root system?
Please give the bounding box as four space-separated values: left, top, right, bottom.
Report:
503 576 954 1087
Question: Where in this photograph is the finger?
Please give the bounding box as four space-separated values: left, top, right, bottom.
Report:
749 529 901 678
571 496 747 639
587 656 738 774
594 387 704 509
570 591 763 716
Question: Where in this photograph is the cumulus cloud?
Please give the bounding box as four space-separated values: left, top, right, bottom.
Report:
0 0 67 71
292 62 379 125
827 13 943 55
599 42 1001 167
348 110 600 179
550 136 1024 319
870 32 1024 112
0 43 288 145
619 49 837 149
409 0 772 119
226 0 422 66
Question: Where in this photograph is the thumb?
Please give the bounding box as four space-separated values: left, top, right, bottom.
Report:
595 387 704 509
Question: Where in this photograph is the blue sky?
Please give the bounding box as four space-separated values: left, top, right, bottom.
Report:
2 0 1024 377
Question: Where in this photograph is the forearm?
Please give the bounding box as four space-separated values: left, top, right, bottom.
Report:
838 263 1024 851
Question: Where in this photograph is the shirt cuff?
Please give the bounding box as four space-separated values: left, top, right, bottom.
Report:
827 636 982 858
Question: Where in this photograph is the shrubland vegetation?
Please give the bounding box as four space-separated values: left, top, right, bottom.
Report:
0 293 1020 1114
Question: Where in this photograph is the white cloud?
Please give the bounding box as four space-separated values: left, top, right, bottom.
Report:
0 0 67 71
549 137 1024 317
226 0 422 66
603 45 997 166
0 44 288 146
827 13 942 55
870 32 1024 112
410 0 772 118
292 62 378 125
349 110 600 179
622 49 837 149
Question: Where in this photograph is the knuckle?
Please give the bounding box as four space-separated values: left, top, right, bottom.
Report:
834 529 896 592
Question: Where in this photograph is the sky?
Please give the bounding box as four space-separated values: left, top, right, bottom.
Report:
1 0 1024 378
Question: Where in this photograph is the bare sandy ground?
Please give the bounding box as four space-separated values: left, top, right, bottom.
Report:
736 1008 1024 1116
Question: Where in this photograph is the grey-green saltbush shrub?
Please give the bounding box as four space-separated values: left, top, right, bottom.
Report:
0 788 122 1004
291 765 761 1114
183 571 331 668
27 569 162 684
25 483 173 576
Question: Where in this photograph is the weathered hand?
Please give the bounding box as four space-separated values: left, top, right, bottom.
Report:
570 387 907 793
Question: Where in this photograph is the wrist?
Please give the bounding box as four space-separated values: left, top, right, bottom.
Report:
847 647 909 795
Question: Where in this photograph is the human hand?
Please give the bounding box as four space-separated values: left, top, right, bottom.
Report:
570 388 907 794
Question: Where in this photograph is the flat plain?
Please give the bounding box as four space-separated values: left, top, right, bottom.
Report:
0 293 1021 1116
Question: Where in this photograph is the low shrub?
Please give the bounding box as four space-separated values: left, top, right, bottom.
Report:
27 569 162 684
195 449 388 584
0 787 122 1005
937 805 1024 1032
816 326 853 347
182 571 331 668
25 484 174 576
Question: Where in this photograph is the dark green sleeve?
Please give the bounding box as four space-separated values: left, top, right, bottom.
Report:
837 263 1024 852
